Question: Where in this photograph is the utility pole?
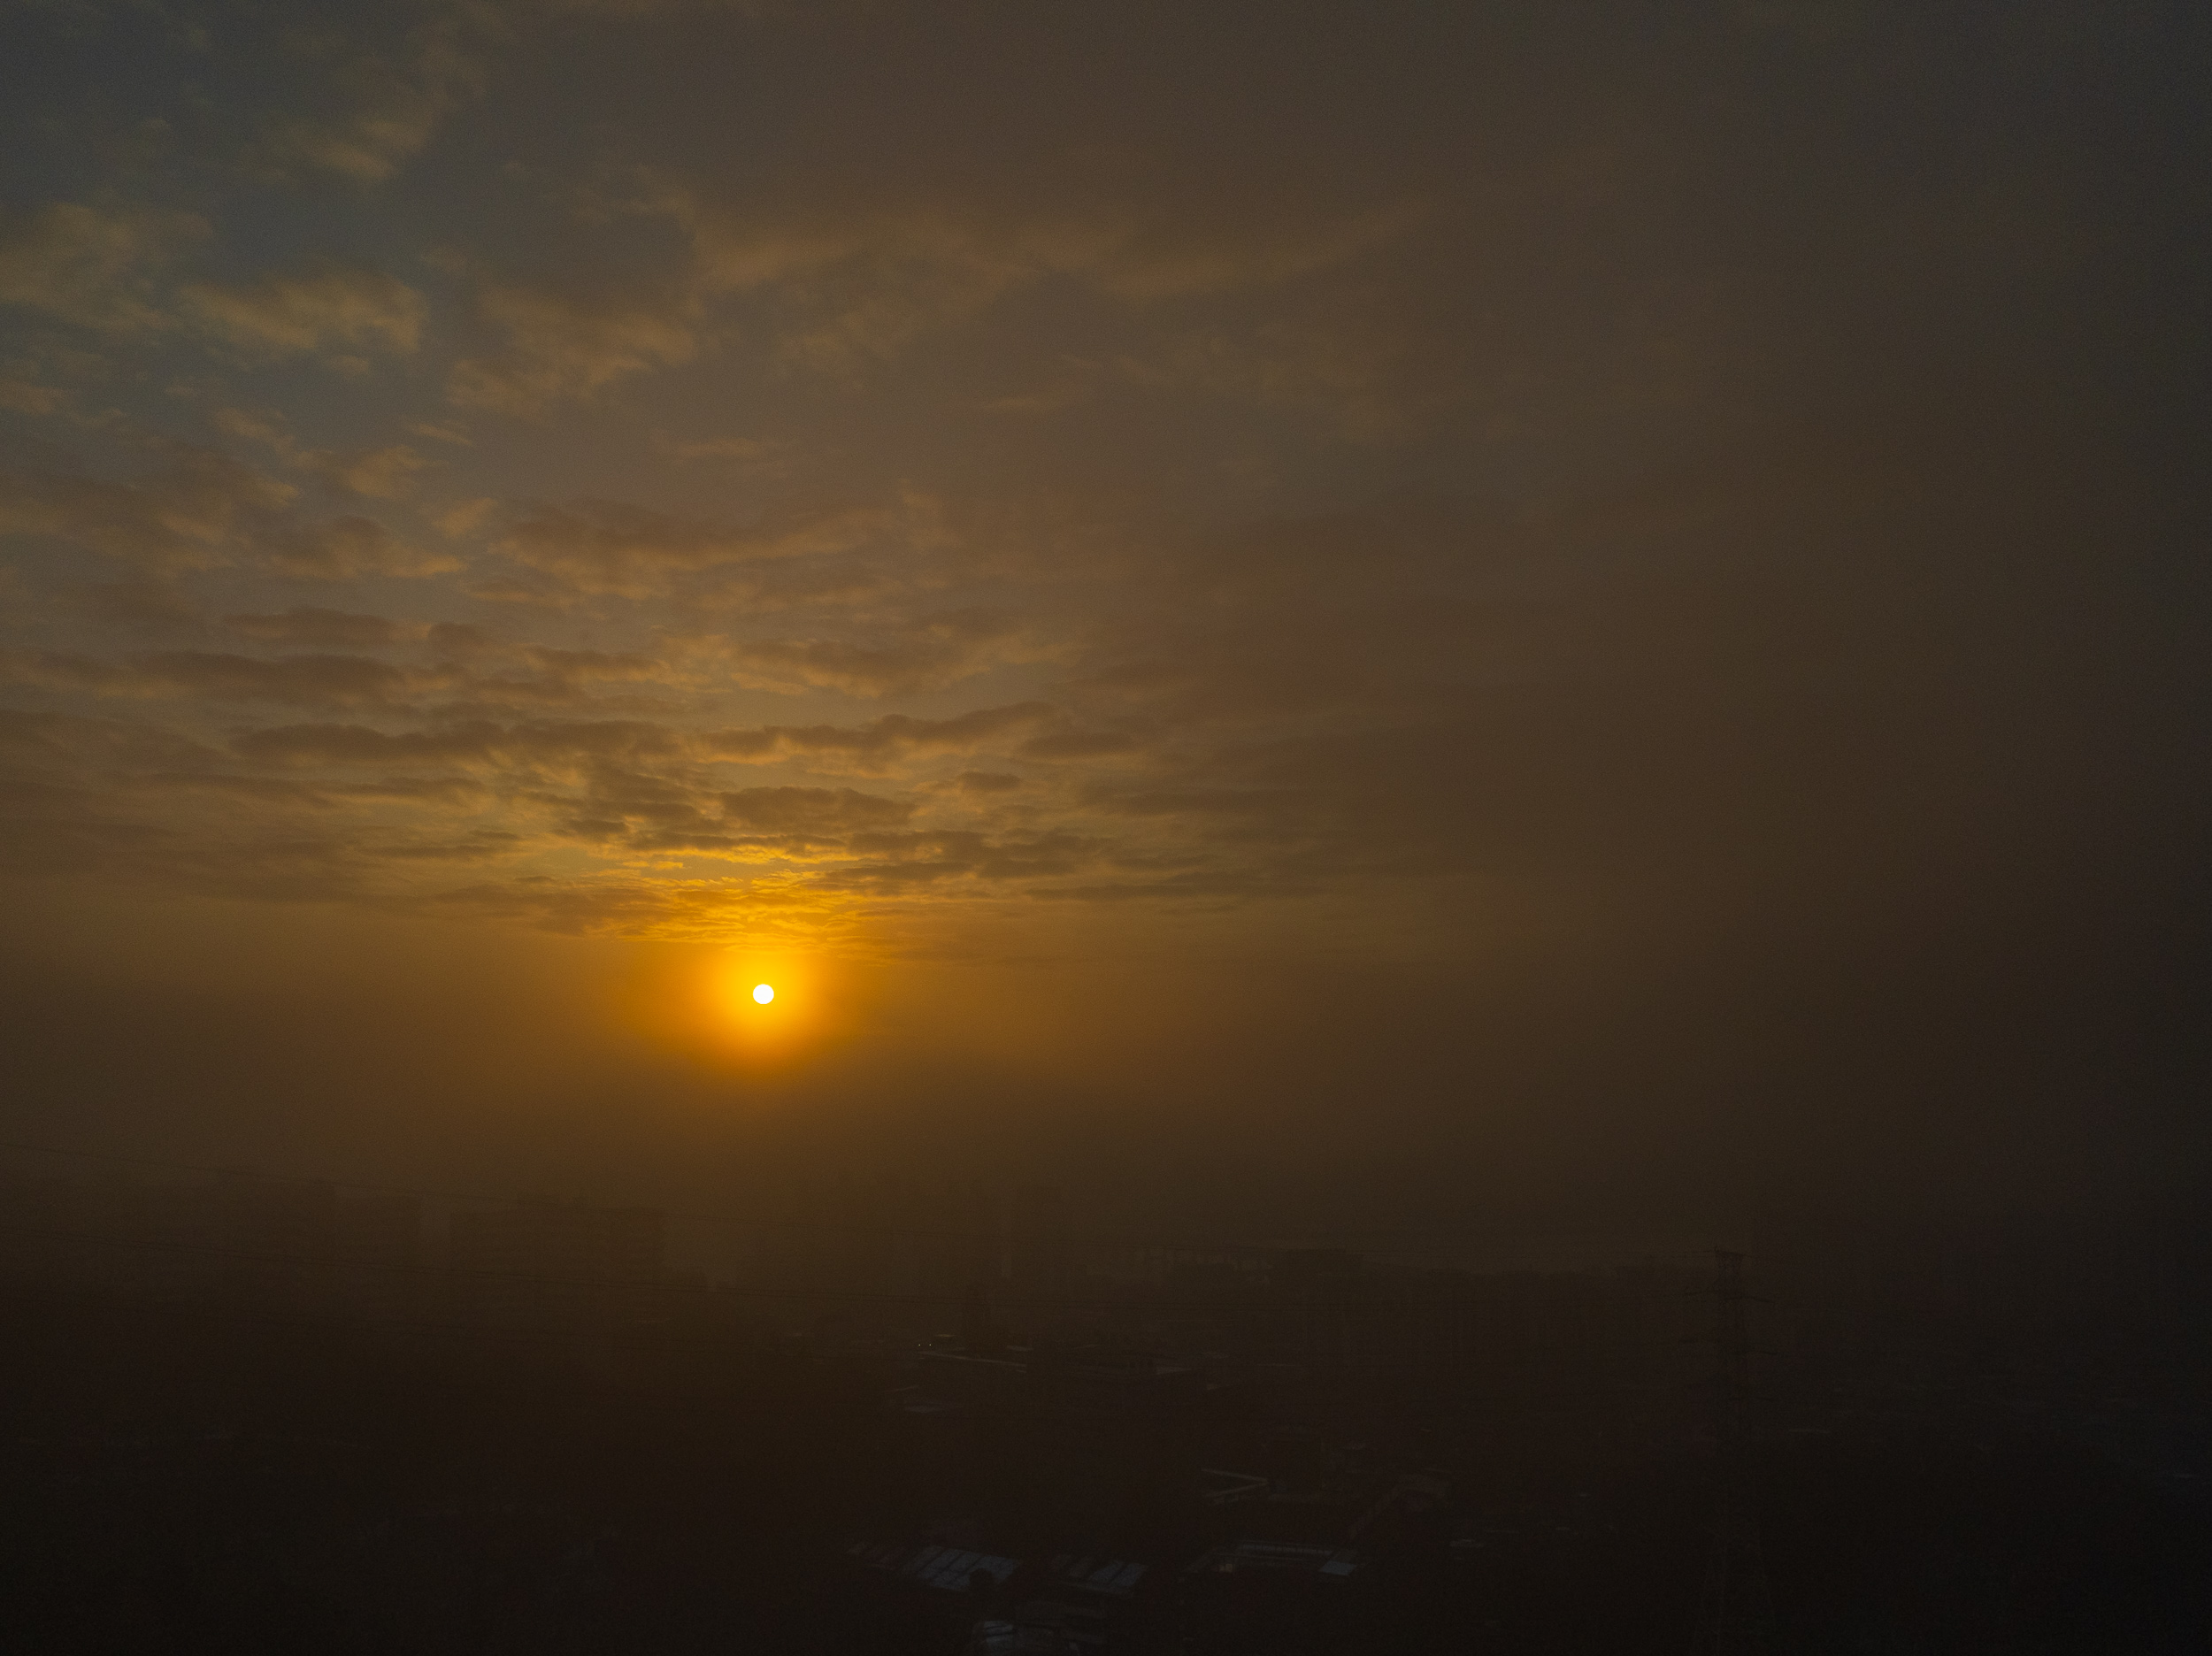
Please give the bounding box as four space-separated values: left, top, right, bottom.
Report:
1701 1248 1773 1655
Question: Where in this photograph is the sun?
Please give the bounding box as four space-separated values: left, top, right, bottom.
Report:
688 953 826 1062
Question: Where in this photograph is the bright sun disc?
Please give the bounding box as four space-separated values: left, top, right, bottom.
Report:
752 983 774 1004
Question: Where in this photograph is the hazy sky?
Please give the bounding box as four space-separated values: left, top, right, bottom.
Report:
3 0 2206 1235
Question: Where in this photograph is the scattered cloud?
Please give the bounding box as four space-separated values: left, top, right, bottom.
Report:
655 184 1417 371
717 785 912 834
0 450 295 574
223 607 404 650
210 410 434 500
491 498 910 599
2 648 413 709
256 11 491 184
181 263 426 358
0 203 208 334
664 433 796 476
724 610 1046 697
435 497 498 539
260 514 458 581
68 579 204 636
0 379 65 415
227 700 1057 777
447 646 687 709
432 180 1417 418
326 445 433 500
1020 727 1142 761
696 702 1058 769
230 717 688 771
448 283 699 414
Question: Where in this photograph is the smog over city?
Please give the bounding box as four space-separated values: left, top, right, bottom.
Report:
2 3 2207 1651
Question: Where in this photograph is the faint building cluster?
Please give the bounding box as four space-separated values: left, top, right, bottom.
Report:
0 1169 699 1339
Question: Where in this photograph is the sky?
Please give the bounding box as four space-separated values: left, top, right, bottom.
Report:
2 0 2207 1241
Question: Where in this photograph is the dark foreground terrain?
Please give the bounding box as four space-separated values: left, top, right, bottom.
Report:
4 1278 2208 1654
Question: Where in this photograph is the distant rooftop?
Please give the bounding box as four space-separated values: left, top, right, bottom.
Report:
1187 1540 1361 1579
1047 1554 1149 1596
849 1539 1021 1593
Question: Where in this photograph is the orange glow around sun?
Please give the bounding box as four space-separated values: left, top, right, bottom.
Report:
680 949 832 1067
610 944 837 1073
610 941 879 1081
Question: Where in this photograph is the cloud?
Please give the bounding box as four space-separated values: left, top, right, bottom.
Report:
180 264 426 358
0 379 65 416
257 12 491 184
1019 728 1141 760
0 447 454 581
699 702 1057 767
325 446 433 500
448 283 700 414
211 410 434 501
2 648 413 709
0 203 208 334
598 780 918 857
0 707 225 774
811 826 1105 890
665 433 796 476
691 562 907 616
74 697 1056 907
422 873 857 945
333 775 491 807
0 707 522 904
57 580 203 640
0 451 295 574
223 608 404 650
1087 204 1421 303
123 771 335 808
444 646 687 709
724 610 1042 697
657 184 1417 370
491 498 907 599
426 622 494 656
207 408 289 448
8 634 693 722
228 700 1056 775
261 514 458 580
1121 312 1441 442
435 497 498 539
230 717 693 771
715 785 911 834
434 177 1415 416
